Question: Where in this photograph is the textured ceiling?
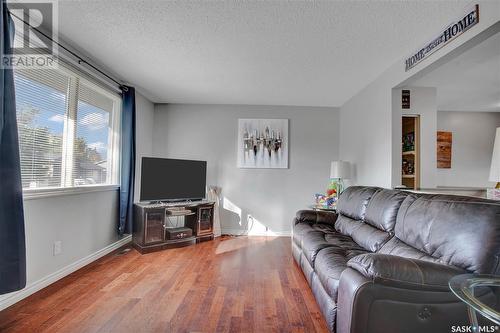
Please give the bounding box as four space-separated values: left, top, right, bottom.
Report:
411 32 500 112
57 0 480 106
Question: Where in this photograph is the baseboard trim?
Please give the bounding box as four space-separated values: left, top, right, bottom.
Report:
221 228 291 237
0 235 132 311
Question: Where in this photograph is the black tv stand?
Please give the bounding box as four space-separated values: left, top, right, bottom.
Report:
133 201 215 254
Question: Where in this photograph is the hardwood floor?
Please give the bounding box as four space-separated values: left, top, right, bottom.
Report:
0 236 328 333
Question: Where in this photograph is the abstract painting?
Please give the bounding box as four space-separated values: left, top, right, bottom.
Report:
237 119 288 168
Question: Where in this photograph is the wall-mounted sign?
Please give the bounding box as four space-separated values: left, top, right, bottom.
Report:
402 90 410 109
405 4 479 72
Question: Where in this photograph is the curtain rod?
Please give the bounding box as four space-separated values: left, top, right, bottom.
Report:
7 9 129 92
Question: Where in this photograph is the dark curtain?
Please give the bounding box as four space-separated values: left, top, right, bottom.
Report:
0 1 26 294
119 86 136 235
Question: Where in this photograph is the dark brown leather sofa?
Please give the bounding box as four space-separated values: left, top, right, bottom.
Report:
292 186 500 333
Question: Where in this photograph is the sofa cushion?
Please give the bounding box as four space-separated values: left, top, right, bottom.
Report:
310 273 337 333
378 237 442 264
292 241 303 266
323 232 365 251
301 230 364 267
315 246 368 299
293 222 335 246
302 231 336 266
395 193 500 274
347 253 466 291
335 215 391 252
336 186 380 221
364 189 408 232
295 210 338 225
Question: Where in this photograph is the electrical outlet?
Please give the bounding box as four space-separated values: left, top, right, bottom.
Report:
53 241 62 256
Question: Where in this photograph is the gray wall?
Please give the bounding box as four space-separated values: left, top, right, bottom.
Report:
152 104 339 235
0 92 154 310
437 111 500 188
135 93 155 201
21 190 121 285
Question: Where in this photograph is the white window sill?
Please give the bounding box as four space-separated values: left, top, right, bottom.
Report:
23 185 120 200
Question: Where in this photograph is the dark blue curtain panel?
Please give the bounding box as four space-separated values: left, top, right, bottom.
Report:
0 1 26 294
119 86 136 235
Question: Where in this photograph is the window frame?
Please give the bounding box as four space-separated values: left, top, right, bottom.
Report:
16 63 122 199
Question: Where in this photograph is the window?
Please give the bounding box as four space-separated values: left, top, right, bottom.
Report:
73 83 114 186
14 66 121 191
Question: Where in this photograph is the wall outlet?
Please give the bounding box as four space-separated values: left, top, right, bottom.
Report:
53 241 62 256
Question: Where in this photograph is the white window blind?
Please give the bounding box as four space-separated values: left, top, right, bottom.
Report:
14 65 121 191
15 69 70 189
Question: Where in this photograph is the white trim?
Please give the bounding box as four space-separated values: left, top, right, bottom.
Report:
221 228 291 237
0 235 132 311
23 184 119 200
108 87 122 185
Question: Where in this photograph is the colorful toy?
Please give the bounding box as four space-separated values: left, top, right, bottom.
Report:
314 189 338 209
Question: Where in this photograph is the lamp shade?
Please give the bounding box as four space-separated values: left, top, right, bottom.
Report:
330 161 351 179
489 128 500 182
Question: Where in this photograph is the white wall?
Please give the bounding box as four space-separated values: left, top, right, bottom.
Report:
152 104 339 235
339 2 500 188
436 111 500 188
340 79 393 187
0 92 154 311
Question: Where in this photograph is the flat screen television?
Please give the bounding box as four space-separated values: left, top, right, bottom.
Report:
140 157 207 202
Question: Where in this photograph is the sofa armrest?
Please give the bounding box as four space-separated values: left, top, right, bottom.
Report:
295 209 338 225
347 253 466 291
336 267 486 333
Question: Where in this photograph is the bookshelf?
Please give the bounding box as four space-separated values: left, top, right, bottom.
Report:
402 115 420 190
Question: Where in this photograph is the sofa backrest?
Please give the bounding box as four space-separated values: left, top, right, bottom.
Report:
364 189 409 232
390 193 500 274
335 187 408 252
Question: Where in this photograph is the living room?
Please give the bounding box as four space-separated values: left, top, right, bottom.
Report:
0 1 499 332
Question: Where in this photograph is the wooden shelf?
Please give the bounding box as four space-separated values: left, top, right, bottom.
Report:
401 115 420 190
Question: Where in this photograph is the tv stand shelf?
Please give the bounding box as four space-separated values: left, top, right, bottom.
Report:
133 201 215 254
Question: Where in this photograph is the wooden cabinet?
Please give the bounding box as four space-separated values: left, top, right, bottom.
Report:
186 205 214 242
133 202 215 254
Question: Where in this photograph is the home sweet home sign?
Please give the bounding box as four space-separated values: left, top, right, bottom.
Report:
405 5 479 72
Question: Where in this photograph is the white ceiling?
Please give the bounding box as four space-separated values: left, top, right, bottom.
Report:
411 32 500 112
56 0 482 106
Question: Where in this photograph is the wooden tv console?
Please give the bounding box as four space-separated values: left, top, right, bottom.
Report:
133 201 215 254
